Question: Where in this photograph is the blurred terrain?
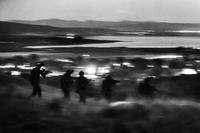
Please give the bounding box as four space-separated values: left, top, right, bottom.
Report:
1 20 200 133
1 72 200 133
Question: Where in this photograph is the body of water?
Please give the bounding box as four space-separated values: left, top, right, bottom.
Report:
2 36 200 58
87 36 200 48
25 36 200 49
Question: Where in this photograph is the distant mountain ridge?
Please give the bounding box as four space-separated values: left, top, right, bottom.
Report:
11 19 200 31
0 21 116 36
1 20 200 37
11 19 119 28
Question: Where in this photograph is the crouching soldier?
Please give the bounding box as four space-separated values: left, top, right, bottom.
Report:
75 71 89 103
102 75 119 101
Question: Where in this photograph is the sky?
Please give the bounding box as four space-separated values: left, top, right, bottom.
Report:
0 0 200 23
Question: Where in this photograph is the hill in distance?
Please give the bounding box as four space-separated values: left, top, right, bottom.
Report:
11 19 200 32
0 21 117 36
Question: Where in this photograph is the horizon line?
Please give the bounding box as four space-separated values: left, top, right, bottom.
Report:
3 18 200 25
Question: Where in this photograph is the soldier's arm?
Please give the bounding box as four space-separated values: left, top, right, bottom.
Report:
114 79 120 83
40 70 51 77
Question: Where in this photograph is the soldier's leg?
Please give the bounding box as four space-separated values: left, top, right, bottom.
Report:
36 84 42 97
64 88 70 99
79 92 82 102
31 84 37 96
79 90 86 103
102 90 107 99
105 91 112 101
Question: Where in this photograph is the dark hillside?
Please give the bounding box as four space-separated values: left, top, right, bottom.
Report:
0 21 116 36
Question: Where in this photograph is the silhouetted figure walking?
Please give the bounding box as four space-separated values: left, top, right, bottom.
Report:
61 70 74 99
75 71 89 103
102 75 119 101
138 77 156 97
30 63 48 97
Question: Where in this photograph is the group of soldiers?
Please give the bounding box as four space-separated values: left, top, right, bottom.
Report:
30 62 156 103
30 62 120 103
61 70 90 103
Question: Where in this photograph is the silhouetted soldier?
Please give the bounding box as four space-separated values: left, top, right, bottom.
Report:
75 71 89 103
30 62 49 97
61 70 74 99
102 75 119 101
138 77 156 97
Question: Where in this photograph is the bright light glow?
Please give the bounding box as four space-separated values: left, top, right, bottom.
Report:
85 74 98 79
97 67 110 75
109 99 200 108
82 54 90 57
147 65 154 68
66 36 75 39
56 59 73 63
112 63 121 67
129 65 135 68
11 71 21 76
0 64 15 69
162 65 169 68
66 34 75 39
150 55 183 59
46 71 64 77
136 78 145 82
85 65 97 75
170 30 200 33
17 65 34 70
177 68 197 75
122 62 134 67
40 66 46 71
122 62 131 66
110 101 134 107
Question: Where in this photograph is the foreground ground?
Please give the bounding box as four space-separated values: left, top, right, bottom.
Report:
1 73 200 133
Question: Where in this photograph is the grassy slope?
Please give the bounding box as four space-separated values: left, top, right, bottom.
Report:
1 73 200 133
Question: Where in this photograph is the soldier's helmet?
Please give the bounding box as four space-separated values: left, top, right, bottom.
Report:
79 71 84 76
36 62 45 67
66 70 74 75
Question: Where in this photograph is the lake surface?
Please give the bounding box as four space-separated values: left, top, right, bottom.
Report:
87 36 200 48
26 36 200 49
2 36 200 58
